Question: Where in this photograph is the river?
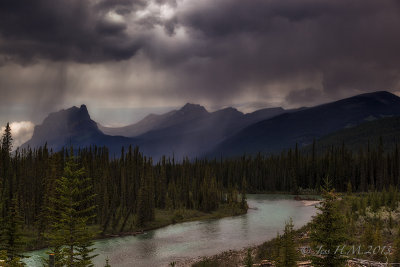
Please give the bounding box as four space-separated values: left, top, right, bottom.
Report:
24 194 318 266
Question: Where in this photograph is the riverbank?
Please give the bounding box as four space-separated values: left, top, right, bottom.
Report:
186 224 310 266
184 217 313 266
23 194 319 252
23 203 248 252
102 203 248 239
187 193 400 267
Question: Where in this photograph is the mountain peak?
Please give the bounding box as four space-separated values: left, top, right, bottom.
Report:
179 103 208 114
52 104 91 122
21 105 101 150
213 107 243 117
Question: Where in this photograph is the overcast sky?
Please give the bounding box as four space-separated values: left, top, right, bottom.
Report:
1 0 400 142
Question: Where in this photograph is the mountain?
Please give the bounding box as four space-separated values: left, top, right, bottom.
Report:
21 105 137 155
309 116 400 153
99 105 286 138
22 91 400 160
131 106 289 159
209 91 400 157
22 103 286 159
99 103 209 137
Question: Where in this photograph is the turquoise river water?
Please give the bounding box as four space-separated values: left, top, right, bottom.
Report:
24 194 317 266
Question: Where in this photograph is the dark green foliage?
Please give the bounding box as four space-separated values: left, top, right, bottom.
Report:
243 249 253 267
0 125 26 265
311 116 400 153
0 196 25 260
1 123 12 153
46 154 97 266
277 218 298 267
393 225 400 263
0 249 25 266
310 179 347 267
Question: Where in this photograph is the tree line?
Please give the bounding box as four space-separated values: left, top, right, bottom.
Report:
0 124 246 266
0 123 400 265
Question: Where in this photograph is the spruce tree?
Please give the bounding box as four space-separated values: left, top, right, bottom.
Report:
243 248 253 267
47 153 97 266
136 179 147 227
0 195 25 260
392 225 400 263
310 178 347 267
277 218 298 267
273 232 281 262
136 167 155 227
0 125 25 265
371 229 385 262
1 123 12 154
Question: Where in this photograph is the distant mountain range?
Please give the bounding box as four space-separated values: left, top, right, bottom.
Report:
208 91 400 157
22 91 400 159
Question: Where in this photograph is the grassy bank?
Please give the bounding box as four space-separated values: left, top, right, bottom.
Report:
190 224 311 267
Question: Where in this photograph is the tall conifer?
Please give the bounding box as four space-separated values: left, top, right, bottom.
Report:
47 152 97 266
310 178 347 267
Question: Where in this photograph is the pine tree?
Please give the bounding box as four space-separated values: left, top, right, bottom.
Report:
243 248 253 267
392 225 400 263
0 249 24 267
371 229 385 262
136 167 155 227
76 238 97 267
136 178 147 227
1 123 12 154
273 232 281 262
0 123 25 264
46 153 97 266
310 178 347 267
361 222 375 247
277 218 298 267
0 195 25 260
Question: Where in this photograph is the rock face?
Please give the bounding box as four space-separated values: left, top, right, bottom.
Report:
21 105 137 155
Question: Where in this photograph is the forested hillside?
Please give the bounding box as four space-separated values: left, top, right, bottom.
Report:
211 91 400 157
311 116 400 152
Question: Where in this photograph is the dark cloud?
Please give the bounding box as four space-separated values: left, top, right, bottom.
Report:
0 0 400 123
161 0 400 102
0 0 146 63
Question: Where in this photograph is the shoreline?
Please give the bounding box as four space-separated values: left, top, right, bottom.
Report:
23 205 248 254
301 200 321 206
176 199 316 266
24 193 320 256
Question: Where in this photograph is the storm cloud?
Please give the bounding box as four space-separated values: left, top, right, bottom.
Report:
0 0 400 125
